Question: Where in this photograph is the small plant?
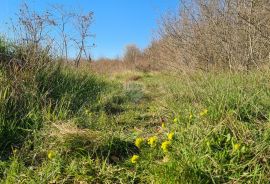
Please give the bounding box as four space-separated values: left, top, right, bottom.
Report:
167 132 174 140
161 141 171 153
147 136 158 148
131 155 139 164
135 138 144 149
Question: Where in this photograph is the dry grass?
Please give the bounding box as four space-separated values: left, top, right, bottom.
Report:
90 59 131 74
88 57 157 75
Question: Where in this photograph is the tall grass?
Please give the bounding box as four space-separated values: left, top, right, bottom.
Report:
134 71 270 183
2 36 270 183
2 62 270 183
36 65 107 114
0 60 108 159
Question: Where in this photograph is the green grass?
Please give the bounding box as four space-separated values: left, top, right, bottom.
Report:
1 65 270 183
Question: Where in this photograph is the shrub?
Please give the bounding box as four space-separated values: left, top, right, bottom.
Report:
146 0 270 72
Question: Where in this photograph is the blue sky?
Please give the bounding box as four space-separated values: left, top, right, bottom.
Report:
0 0 179 59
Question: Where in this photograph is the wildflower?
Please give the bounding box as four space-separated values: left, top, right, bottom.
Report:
173 117 178 123
161 122 166 128
135 137 144 148
148 136 158 147
131 155 139 164
47 150 56 160
161 141 171 153
233 143 240 152
200 109 208 116
189 112 193 120
167 132 175 140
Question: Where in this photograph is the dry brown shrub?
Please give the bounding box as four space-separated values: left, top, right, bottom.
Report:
145 0 270 72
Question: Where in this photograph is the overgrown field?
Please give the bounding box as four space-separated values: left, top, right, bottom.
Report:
1 64 270 183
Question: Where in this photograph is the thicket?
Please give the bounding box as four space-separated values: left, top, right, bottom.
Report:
143 0 270 72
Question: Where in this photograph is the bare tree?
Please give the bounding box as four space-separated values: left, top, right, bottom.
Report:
17 3 56 52
147 0 270 72
73 11 94 67
51 5 75 63
123 44 142 63
6 2 95 68
9 3 57 68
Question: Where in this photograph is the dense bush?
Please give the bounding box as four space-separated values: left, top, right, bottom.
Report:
145 0 270 72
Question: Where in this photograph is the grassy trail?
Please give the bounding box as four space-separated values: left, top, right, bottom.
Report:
1 68 270 183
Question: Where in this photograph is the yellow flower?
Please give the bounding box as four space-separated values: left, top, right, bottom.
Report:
200 109 208 116
189 112 193 120
161 122 165 128
167 132 175 140
148 136 158 147
161 141 171 153
233 143 240 152
173 117 178 123
131 155 139 164
47 150 56 160
135 137 144 148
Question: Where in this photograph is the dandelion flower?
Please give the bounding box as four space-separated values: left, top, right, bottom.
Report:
131 155 139 164
161 141 171 153
47 150 56 160
135 137 144 148
173 117 178 123
167 132 175 140
200 109 208 116
233 143 240 152
148 136 158 148
189 112 193 120
161 123 165 128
